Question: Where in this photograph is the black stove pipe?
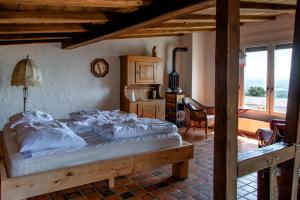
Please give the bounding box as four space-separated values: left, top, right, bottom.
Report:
172 47 188 73
169 47 188 92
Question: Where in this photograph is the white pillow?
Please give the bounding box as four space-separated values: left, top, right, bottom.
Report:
15 121 87 155
9 110 54 129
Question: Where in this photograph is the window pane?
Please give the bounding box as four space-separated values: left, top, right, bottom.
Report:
274 47 292 113
244 48 268 111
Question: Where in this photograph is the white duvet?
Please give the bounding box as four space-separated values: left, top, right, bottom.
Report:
70 109 178 139
69 110 137 125
92 118 178 139
9 110 54 129
15 121 87 157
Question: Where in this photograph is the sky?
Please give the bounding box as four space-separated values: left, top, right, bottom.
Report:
244 48 292 82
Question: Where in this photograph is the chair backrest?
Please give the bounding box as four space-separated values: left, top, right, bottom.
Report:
182 97 206 121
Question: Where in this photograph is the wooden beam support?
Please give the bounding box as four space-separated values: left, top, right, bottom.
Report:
214 0 239 198
0 0 143 7
61 0 216 49
169 14 275 23
240 1 296 10
237 143 295 177
279 0 300 198
0 11 110 24
0 24 87 34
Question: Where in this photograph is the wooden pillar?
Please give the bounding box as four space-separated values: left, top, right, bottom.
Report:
278 0 300 199
172 161 189 180
257 170 270 200
214 0 240 198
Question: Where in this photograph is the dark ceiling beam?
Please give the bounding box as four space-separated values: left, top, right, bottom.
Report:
0 11 110 24
61 0 216 49
240 2 296 10
0 0 143 8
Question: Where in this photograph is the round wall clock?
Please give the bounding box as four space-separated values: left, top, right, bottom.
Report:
91 58 109 77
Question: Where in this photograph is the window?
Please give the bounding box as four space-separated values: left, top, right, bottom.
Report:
273 44 292 114
240 43 292 116
244 46 268 112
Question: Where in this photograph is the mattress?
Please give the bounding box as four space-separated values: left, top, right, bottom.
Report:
2 123 182 177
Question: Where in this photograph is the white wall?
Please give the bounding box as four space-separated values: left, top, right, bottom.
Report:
191 14 295 107
0 37 182 127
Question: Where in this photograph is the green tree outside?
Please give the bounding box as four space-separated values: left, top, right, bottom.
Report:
246 86 266 97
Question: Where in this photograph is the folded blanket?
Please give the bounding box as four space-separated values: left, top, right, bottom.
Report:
69 109 137 125
15 121 87 157
9 110 54 129
92 118 178 139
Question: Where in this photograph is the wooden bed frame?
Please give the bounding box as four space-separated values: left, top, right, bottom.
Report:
0 141 194 200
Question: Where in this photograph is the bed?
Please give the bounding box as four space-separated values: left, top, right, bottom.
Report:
0 111 194 200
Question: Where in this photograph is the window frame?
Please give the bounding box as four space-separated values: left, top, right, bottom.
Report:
239 41 292 119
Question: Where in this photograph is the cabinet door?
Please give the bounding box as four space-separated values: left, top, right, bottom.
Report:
135 61 157 84
138 102 157 118
137 101 165 119
156 101 165 120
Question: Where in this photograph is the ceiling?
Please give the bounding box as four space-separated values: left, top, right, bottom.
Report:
0 0 296 48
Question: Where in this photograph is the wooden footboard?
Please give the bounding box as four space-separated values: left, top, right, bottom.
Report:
0 142 194 200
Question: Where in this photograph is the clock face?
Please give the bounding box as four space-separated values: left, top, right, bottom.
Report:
91 59 109 77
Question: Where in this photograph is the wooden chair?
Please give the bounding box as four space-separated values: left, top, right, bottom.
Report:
183 97 215 139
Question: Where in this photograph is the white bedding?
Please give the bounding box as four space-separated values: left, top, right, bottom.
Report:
69 110 137 125
9 110 54 129
2 123 182 177
92 118 178 139
15 121 87 155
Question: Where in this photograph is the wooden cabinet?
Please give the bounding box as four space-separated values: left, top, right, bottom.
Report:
120 55 165 120
121 55 163 85
137 100 165 119
165 92 185 127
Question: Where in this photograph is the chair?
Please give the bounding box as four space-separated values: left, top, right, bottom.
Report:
182 97 215 139
256 119 286 147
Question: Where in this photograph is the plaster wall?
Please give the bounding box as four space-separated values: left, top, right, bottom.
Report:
0 37 181 127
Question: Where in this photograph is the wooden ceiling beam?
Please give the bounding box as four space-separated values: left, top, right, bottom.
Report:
0 0 143 8
117 33 184 39
0 24 87 34
145 22 216 29
0 39 62 45
168 14 276 22
61 0 216 49
240 1 296 10
125 28 215 35
0 11 110 24
0 33 78 41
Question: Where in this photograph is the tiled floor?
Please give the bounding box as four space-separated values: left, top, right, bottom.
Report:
30 129 259 200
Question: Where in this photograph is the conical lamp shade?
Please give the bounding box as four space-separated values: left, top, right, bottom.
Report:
11 57 42 87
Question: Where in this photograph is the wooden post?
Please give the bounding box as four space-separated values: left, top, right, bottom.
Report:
278 0 300 199
172 161 189 180
214 0 240 198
